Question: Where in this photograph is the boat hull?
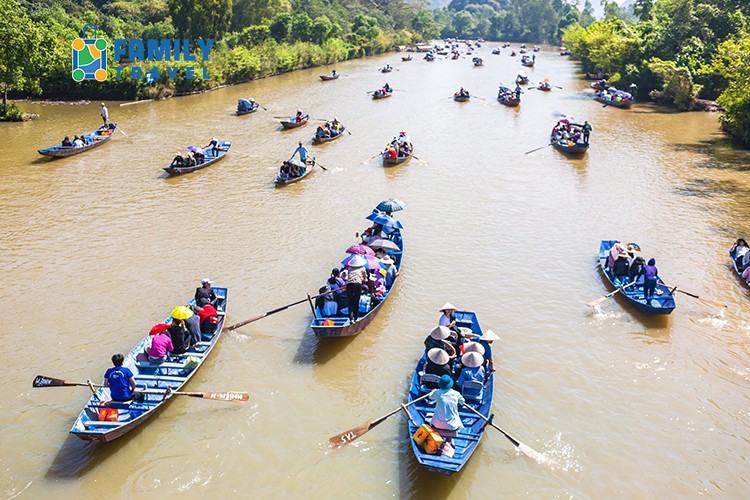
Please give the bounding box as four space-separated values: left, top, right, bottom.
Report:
275 159 314 186
280 117 309 128
39 124 117 158
312 127 345 144
551 139 588 155
383 152 413 166
163 141 232 175
320 75 339 81
595 96 634 108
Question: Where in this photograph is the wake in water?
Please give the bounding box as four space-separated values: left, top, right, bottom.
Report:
695 307 728 330
539 432 581 472
589 304 623 322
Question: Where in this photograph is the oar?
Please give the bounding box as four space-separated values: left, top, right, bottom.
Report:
587 280 638 307
32 375 248 402
473 96 486 101
259 105 268 111
273 115 291 119
366 91 375 95
329 391 433 448
661 285 727 309
553 85 563 89
311 158 328 171
118 128 129 138
524 144 551 155
361 152 381 164
226 289 335 330
463 404 552 466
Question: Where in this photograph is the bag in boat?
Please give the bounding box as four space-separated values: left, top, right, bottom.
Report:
413 423 443 454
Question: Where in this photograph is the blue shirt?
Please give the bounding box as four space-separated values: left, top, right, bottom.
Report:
457 365 486 388
294 145 309 161
478 340 493 359
429 388 465 431
105 366 134 401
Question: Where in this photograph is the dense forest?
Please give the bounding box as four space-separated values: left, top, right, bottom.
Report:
562 0 750 145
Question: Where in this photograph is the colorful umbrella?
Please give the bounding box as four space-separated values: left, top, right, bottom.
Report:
375 198 406 213
367 238 400 251
346 244 374 255
171 305 194 320
342 254 385 271
366 209 383 222
187 145 205 155
367 212 403 229
149 323 170 335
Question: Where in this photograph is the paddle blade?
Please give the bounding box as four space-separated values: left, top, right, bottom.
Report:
33 375 77 388
329 420 376 448
193 391 249 402
518 443 553 467
586 296 609 308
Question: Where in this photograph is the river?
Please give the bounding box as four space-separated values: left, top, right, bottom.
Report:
2 45 750 499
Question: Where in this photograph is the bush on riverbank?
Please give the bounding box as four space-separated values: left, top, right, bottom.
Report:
0 103 31 122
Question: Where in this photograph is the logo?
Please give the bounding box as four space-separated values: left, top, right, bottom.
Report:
72 24 108 82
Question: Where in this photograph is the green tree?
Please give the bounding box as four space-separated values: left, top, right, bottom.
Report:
168 0 232 40
269 12 293 42
646 57 698 109
712 35 750 145
291 12 314 41
311 15 333 44
411 10 440 40
0 0 43 111
232 0 291 29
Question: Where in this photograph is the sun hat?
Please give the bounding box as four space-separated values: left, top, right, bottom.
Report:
380 255 395 265
439 302 457 312
430 325 451 340
201 278 213 284
462 342 486 356
438 375 454 389
462 351 484 368
480 329 499 342
347 255 367 268
427 348 450 365
171 306 194 320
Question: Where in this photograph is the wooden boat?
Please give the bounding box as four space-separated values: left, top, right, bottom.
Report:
472 57 484 66
451 53 459 60
275 159 315 186
372 90 392 100
407 309 493 475
591 81 607 91
498 89 520 107
491 48 500 55
312 126 346 144
520 44 526 48
310 226 404 337
69 288 228 442
597 240 676 314
521 57 534 67
519 48 527 54
538 83 551 91
320 74 339 81
729 245 749 287
38 124 117 158
550 134 587 155
402 55 412 61
533 46 541 52
163 141 232 175
280 115 310 128
595 95 634 108
383 150 413 166
380 67 393 73
454 94 470 102
236 99 259 115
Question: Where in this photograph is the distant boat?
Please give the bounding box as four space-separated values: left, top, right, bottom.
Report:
280 114 310 128
163 141 232 175
236 99 259 115
320 74 339 81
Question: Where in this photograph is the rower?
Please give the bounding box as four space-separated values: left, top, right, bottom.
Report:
103 353 144 402
295 109 305 122
292 141 310 164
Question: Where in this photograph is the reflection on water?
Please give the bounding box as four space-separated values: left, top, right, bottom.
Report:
2 44 750 498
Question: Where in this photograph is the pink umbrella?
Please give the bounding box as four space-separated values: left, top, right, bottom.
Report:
342 254 385 270
346 244 374 255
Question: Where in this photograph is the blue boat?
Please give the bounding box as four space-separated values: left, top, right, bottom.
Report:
598 240 676 314
38 124 117 158
406 310 494 475
729 243 749 287
163 141 232 175
310 223 404 337
236 99 259 115
69 287 227 442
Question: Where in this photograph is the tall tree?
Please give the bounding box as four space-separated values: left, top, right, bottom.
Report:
168 0 233 40
0 0 42 110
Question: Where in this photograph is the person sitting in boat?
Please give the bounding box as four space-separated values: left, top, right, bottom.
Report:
315 125 328 139
204 137 220 157
292 141 310 164
73 135 85 148
730 238 750 270
289 161 301 178
294 109 306 122
170 151 186 167
477 329 498 372
456 351 486 391
316 285 339 317
743 265 750 284
607 241 628 270
424 348 454 387
195 278 217 308
62 136 72 147
331 117 342 132
186 152 197 167
196 304 220 334
438 302 459 332
279 161 292 180
103 353 144 403
148 330 174 365
636 258 660 299
169 309 195 356
331 70 337 77
237 98 252 113
613 252 630 286
429 375 465 456
385 144 398 159
628 255 646 284
383 82 392 93
425 325 451 354
380 254 398 288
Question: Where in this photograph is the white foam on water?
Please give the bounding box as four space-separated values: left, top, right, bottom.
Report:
541 432 581 473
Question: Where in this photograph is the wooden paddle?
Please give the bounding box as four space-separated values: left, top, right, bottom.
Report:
32 375 248 402
587 280 638 307
311 158 328 171
361 152 382 164
659 285 727 309
259 105 268 111
463 404 552 466
524 144 551 155
329 391 433 448
118 128 130 138
226 289 335 330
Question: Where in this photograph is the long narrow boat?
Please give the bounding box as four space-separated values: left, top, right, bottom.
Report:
69 288 228 442
280 115 310 128
163 141 232 175
598 240 676 314
38 124 118 158
729 244 749 287
310 225 404 337
453 94 470 102
383 150 413 166
320 74 339 81
550 134 588 155
594 95 634 108
372 91 392 100
312 126 346 144
274 159 315 186
406 310 493 475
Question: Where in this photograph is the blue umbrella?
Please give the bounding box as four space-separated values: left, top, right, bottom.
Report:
375 198 406 213
367 212 403 229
